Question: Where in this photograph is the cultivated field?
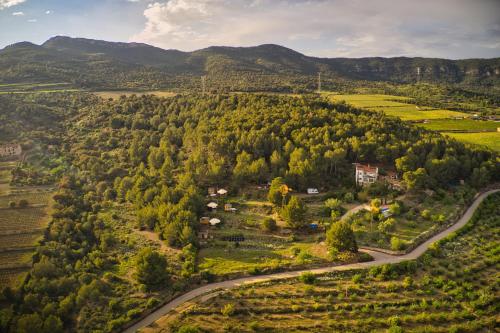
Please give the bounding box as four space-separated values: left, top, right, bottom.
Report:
154 193 500 333
327 93 500 151
328 94 469 121
443 132 500 152
0 161 52 288
418 119 499 132
94 90 177 99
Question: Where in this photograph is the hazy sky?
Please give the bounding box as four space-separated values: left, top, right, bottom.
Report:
0 0 499 59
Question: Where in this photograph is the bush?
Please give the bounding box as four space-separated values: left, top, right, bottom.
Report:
298 272 316 284
177 325 200 333
8 201 16 208
391 237 406 251
421 209 431 220
221 303 235 316
344 192 355 203
134 247 168 289
18 199 29 208
261 217 277 232
281 196 307 229
378 218 396 233
326 221 358 253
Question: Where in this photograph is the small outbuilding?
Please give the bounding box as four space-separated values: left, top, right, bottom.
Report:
200 216 210 225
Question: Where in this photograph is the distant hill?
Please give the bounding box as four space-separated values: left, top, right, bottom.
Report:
0 36 499 91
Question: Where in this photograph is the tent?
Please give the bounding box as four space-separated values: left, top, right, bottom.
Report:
207 202 218 209
217 188 228 195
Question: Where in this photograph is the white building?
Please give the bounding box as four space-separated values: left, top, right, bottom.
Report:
0 144 22 158
354 163 378 186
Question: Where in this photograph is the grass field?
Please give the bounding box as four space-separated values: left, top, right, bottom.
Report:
326 93 500 150
154 193 500 333
328 94 469 121
94 90 177 99
443 132 500 152
418 119 499 132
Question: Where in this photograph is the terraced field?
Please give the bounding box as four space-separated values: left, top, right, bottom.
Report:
0 161 53 288
157 193 500 333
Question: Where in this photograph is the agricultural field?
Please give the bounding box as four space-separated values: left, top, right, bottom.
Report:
443 132 500 152
0 82 79 94
327 94 469 121
347 192 465 251
327 93 500 151
418 119 499 132
197 191 344 276
0 160 53 288
94 90 177 99
194 187 463 275
155 193 500 333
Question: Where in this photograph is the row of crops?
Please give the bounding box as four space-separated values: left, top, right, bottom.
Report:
0 161 52 288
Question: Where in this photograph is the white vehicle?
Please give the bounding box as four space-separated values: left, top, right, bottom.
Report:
307 188 319 195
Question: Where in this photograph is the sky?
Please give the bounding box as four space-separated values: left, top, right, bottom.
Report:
0 0 499 59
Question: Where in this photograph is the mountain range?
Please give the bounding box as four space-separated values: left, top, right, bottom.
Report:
1 36 499 91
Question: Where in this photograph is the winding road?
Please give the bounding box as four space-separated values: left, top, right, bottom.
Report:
123 189 498 333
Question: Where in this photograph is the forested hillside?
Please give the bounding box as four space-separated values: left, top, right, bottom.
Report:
0 93 498 332
1 36 499 91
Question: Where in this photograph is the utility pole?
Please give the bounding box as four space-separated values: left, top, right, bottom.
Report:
201 75 207 95
317 72 321 93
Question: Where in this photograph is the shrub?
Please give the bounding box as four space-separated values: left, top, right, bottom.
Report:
134 247 168 289
177 325 200 333
281 196 308 229
261 217 277 232
146 297 160 309
221 303 235 316
352 273 363 284
249 321 259 331
326 221 358 253
8 201 16 208
391 237 406 251
18 199 29 208
344 192 355 203
378 218 396 233
298 272 316 284
421 209 431 220
325 198 342 211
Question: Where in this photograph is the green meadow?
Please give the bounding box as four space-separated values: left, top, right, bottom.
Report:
444 132 500 152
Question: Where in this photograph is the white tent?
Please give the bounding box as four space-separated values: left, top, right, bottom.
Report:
207 202 218 209
209 218 221 226
217 188 228 195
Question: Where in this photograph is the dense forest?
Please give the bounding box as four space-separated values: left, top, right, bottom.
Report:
0 92 498 332
1 37 499 92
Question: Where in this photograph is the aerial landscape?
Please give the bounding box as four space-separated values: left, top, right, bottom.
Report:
0 0 499 332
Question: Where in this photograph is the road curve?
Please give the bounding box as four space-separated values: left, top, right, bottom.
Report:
123 189 499 333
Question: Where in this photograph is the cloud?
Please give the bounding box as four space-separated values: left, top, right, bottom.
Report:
45 10 52 14
0 0 25 10
12 11 23 15
27 18 36 22
130 0 500 58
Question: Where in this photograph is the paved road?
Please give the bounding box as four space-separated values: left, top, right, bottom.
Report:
123 189 498 333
